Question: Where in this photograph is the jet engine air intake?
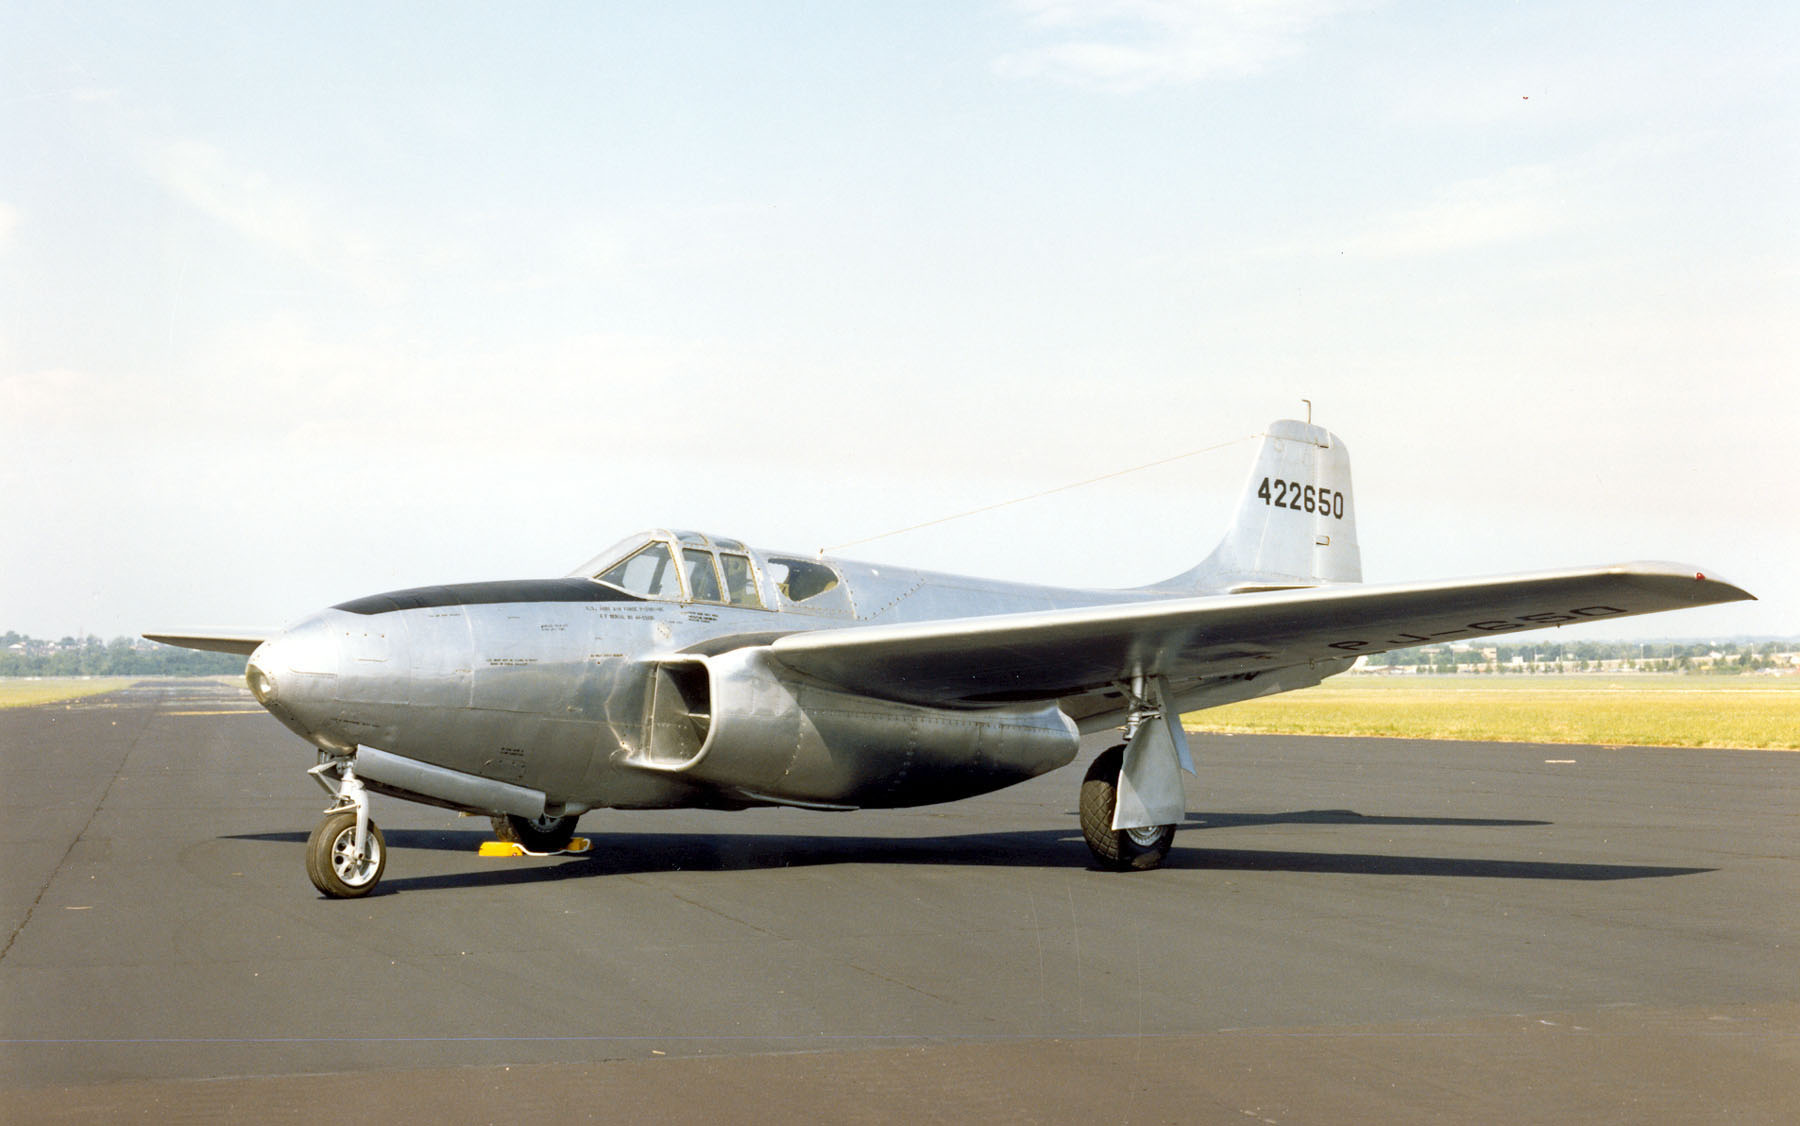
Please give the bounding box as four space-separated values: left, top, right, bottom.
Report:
646 659 713 765
625 649 1080 808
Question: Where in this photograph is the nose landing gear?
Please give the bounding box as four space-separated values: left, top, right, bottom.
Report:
305 758 387 897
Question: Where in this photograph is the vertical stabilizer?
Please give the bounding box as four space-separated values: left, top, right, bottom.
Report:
1157 420 1360 593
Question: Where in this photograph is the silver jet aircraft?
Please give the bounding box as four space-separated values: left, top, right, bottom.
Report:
149 420 1752 897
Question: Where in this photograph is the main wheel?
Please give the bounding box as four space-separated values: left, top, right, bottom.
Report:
306 810 387 898
1079 745 1175 871
490 812 580 853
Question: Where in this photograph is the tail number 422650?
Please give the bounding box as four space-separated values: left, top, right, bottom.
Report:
1257 477 1345 519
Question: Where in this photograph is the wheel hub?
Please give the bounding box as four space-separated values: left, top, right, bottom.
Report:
1125 824 1166 847
329 827 381 886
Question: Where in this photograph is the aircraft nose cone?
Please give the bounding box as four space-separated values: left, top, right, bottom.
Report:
252 616 343 682
245 615 345 744
245 650 278 705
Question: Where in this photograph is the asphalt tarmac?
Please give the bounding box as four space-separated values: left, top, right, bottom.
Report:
2 679 1795 1123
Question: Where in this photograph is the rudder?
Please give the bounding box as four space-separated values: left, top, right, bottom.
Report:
1160 420 1360 593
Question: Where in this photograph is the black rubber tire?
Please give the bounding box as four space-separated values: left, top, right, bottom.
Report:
490 812 580 853
306 810 387 898
1079 745 1175 871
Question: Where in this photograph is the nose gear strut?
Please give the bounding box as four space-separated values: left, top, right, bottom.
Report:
305 755 387 897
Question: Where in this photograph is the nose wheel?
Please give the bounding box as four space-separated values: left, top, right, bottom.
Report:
305 758 387 898
306 810 387 897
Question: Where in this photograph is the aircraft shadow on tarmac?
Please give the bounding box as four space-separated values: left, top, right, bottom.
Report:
226 809 1713 895
1179 808 1549 830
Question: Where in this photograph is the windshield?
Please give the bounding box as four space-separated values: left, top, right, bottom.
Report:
568 534 655 580
571 530 787 610
595 541 683 599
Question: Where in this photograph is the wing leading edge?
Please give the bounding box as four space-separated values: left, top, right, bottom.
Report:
765 562 1752 708
142 630 271 656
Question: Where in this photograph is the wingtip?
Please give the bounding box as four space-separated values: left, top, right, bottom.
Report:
1613 562 1754 603
1686 567 1755 603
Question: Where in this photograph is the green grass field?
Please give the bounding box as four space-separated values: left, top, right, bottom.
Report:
1185 674 1800 750
0 677 140 709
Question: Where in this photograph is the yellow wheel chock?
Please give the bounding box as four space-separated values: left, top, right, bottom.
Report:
478 837 592 858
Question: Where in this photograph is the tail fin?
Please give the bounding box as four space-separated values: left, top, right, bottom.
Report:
1159 420 1361 594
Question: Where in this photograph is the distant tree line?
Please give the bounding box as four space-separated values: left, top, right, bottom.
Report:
1364 638 1796 675
0 633 245 677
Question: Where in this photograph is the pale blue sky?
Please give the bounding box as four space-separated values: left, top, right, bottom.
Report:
3 1 1795 640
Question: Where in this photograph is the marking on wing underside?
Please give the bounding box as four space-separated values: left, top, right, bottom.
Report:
1198 649 1277 662
1326 605 1629 652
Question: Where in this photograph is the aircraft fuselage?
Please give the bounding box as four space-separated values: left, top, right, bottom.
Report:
246 540 1172 819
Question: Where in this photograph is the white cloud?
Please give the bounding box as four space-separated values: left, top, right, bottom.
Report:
1336 162 1573 258
0 200 18 245
140 138 407 298
1233 158 1607 265
995 0 1369 90
1315 138 1704 261
196 313 731 464
0 368 99 425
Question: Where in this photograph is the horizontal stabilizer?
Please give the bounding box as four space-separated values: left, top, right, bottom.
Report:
142 630 271 656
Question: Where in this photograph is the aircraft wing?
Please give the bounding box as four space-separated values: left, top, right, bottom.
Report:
767 562 1752 707
142 630 271 656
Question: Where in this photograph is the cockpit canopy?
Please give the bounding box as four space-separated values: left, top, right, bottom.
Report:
568 530 853 615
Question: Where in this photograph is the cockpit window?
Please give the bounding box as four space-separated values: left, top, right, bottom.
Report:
682 548 725 603
596 542 682 599
577 532 832 612
765 555 853 614
719 553 763 608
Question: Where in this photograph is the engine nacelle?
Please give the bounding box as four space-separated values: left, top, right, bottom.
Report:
631 648 1081 808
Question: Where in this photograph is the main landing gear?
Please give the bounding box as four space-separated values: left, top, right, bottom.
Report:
1077 678 1188 871
1079 745 1175 871
490 811 581 854
305 758 386 898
